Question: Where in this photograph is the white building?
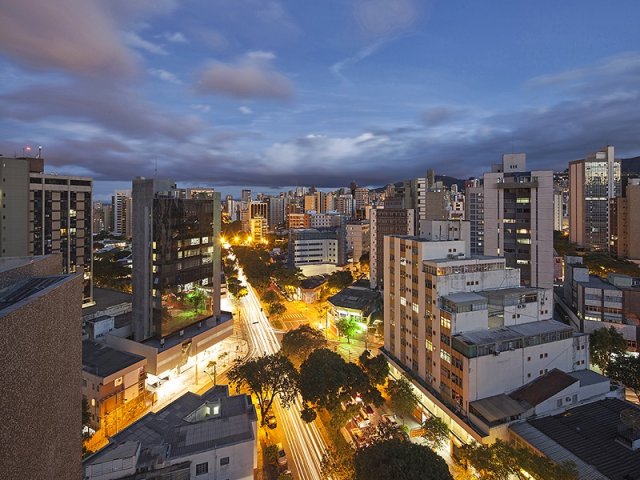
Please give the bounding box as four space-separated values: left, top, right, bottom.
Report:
345 221 370 263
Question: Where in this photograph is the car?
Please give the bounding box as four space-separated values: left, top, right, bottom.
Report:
276 443 288 466
265 414 277 429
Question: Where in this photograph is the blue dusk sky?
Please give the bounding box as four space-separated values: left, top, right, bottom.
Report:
2 0 640 199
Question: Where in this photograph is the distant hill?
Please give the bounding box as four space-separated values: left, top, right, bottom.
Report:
622 156 640 174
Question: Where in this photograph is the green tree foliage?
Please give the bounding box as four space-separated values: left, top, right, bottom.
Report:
300 406 317 423
227 277 247 299
298 348 383 420
273 267 303 288
421 416 450 450
268 301 286 317
386 377 418 420
321 447 355 480
328 270 354 290
589 326 627 374
608 354 640 402
336 316 360 343
185 288 207 313
359 350 390 386
227 354 299 424
459 439 578 480
354 438 452 480
93 250 131 291
329 402 361 429
261 289 279 304
281 325 327 364
233 246 273 291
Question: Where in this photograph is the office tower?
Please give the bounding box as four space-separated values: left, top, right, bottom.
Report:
483 153 554 289
610 178 640 260
132 178 221 342
465 179 485 256
0 255 83 479
369 204 415 289
569 146 621 251
267 196 285 231
241 189 251 203
0 156 93 304
112 189 132 238
382 233 596 441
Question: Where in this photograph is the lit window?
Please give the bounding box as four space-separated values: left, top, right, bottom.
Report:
440 350 451 363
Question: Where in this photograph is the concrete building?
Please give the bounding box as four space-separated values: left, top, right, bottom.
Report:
369 204 415 289
304 194 317 212
569 146 622 251
418 219 470 253
483 153 554 289
287 212 311 230
553 191 563 232
464 179 484 256
267 196 286 231
336 194 355 217
82 341 148 435
327 283 380 332
0 156 94 304
0 255 83 480
345 220 370 263
382 234 599 444
354 187 370 211
324 191 336 212
241 189 251 203
610 178 640 260
249 216 267 244
132 178 221 342
309 212 345 229
83 386 258 480
287 228 346 275
249 201 268 227
93 201 109 234
112 190 132 238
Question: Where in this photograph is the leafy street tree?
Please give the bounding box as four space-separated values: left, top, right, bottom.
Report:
459 439 578 480
261 289 279 304
227 277 247 300
328 270 354 290
273 267 303 289
422 416 450 450
268 301 286 317
354 438 453 480
359 350 390 386
281 324 327 364
590 326 626 374
321 447 355 480
298 348 383 421
386 377 418 421
329 402 361 429
336 316 360 343
608 354 640 402
227 354 299 424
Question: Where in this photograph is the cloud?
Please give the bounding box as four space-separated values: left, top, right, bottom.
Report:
123 32 168 55
192 104 212 113
331 39 386 83
352 0 421 37
195 51 293 99
163 31 188 43
239 106 253 114
148 68 182 84
422 106 467 127
0 0 137 77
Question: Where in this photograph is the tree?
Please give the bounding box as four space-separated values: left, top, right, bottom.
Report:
329 402 361 429
227 354 299 424
590 326 626 374
273 267 303 289
336 316 360 343
354 438 452 480
359 350 390 386
328 270 354 290
386 377 418 421
268 301 286 317
321 447 355 480
422 416 450 450
608 354 640 402
299 348 383 419
281 324 327 364
261 290 279 304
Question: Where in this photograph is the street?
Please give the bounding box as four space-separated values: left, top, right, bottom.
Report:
238 267 328 480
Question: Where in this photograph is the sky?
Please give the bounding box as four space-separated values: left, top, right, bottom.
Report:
2 0 640 200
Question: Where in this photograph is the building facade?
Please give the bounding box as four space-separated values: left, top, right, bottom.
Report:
345 220 370 263
610 178 640 260
112 189 132 238
464 179 484 256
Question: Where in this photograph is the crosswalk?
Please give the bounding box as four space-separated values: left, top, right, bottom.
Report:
281 312 306 321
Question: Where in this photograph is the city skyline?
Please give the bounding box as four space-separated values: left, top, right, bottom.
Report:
2 1 640 200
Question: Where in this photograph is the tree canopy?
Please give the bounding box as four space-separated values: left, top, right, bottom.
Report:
328 270 354 290
422 416 450 450
336 316 360 343
227 354 299 423
354 438 452 480
386 377 418 420
281 324 327 364
590 326 627 374
359 350 390 386
608 354 640 402
268 301 286 317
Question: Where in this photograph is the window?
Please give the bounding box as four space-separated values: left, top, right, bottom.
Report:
196 463 208 475
556 399 563 408
220 457 230 466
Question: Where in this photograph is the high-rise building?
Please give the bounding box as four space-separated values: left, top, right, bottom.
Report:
0 156 93 304
464 179 484 256
354 187 370 210
324 191 336 212
0 254 83 479
112 189 132 238
267 196 286 231
345 220 370 263
132 178 221 341
287 212 311 229
93 201 107 234
304 194 317 212
483 153 554 289
610 178 640 260
369 204 415 289
336 194 354 217
250 216 267 243
553 191 563 232
569 146 621 251
288 228 346 273
241 189 251 203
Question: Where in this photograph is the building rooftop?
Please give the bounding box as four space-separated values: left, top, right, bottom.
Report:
0 275 68 314
442 292 487 306
142 310 233 349
82 288 132 317
568 369 610 388
469 394 528 424
82 341 145 378
454 320 571 347
509 369 578 407
85 386 257 469
513 399 640 480
328 285 380 313
300 275 328 290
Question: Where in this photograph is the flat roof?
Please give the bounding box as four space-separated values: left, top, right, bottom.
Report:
142 310 233 349
518 399 640 480
480 286 541 298
0 275 68 313
442 292 487 305
455 320 571 346
300 275 327 290
82 341 145 378
0 256 48 274
470 394 528 424
82 288 132 317
568 369 610 387
328 285 380 311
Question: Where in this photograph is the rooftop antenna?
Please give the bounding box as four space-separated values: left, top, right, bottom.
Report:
37 146 43 159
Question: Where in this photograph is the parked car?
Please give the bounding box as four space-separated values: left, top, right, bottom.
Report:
276 443 288 466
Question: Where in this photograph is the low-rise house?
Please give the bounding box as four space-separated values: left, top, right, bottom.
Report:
296 275 327 303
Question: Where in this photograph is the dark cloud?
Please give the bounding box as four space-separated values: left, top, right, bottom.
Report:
422 106 468 127
0 0 137 77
